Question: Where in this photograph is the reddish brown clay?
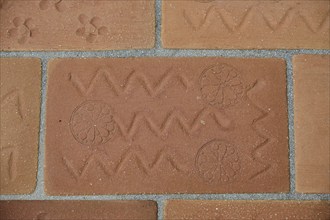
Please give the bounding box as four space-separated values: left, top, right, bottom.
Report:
0 58 41 194
162 1 330 49
45 58 289 195
0 1 155 51
294 55 330 193
0 200 157 219
164 200 330 220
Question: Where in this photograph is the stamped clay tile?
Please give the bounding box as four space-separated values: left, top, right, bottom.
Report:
0 200 157 219
0 58 41 194
45 58 289 195
164 200 330 219
294 55 330 193
0 0 154 50
162 0 330 49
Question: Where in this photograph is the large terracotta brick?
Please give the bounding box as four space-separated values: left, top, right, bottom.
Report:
0 58 41 194
162 1 330 49
0 1 155 51
45 57 289 195
294 54 330 193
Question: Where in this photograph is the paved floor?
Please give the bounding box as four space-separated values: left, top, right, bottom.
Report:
1 0 329 219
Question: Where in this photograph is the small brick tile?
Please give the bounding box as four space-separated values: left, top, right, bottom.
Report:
0 200 157 219
162 0 330 49
164 200 330 219
0 58 41 194
293 55 330 193
0 0 155 51
45 57 288 195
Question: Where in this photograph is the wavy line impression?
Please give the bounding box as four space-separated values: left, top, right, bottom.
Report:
62 146 188 181
183 5 329 33
68 68 191 97
113 107 233 140
246 81 274 180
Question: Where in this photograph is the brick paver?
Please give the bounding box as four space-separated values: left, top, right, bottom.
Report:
0 58 41 194
164 200 330 219
0 1 155 51
45 57 289 195
0 200 157 219
162 1 330 49
294 55 330 193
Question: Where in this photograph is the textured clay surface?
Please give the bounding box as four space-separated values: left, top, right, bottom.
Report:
0 0 154 51
0 58 41 195
294 55 330 193
162 1 330 49
0 200 157 219
164 200 330 219
45 58 289 195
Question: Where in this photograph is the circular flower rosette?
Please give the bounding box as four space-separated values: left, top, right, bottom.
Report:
70 100 116 146
195 139 241 184
200 64 245 109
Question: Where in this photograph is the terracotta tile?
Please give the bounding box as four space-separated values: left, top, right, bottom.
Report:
0 58 41 194
162 1 330 49
45 58 289 195
164 200 330 220
293 55 330 193
0 200 157 219
0 0 154 51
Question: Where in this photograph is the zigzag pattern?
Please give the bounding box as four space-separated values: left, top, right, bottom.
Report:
114 146 187 174
62 146 186 181
113 107 232 140
183 5 329 33
62 153 112 180
246 81 273 180
68 68 190 97
0 89 23 119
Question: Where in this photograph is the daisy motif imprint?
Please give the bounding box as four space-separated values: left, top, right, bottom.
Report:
8 17 38 44
76 14 108 43
200 64 245 108
70 101 116 146
196 139 240 184
39 0 66 12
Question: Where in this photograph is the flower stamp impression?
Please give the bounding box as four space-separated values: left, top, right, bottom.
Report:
45 58 289 195
70 100 116 146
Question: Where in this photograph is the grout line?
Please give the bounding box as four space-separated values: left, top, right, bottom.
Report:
0 193 329 201
285 55 296 193
155 0 162 50
157 199 165 220
34 58 48 198
0 49 329 59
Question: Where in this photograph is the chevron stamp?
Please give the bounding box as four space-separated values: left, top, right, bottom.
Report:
45 58 289 195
